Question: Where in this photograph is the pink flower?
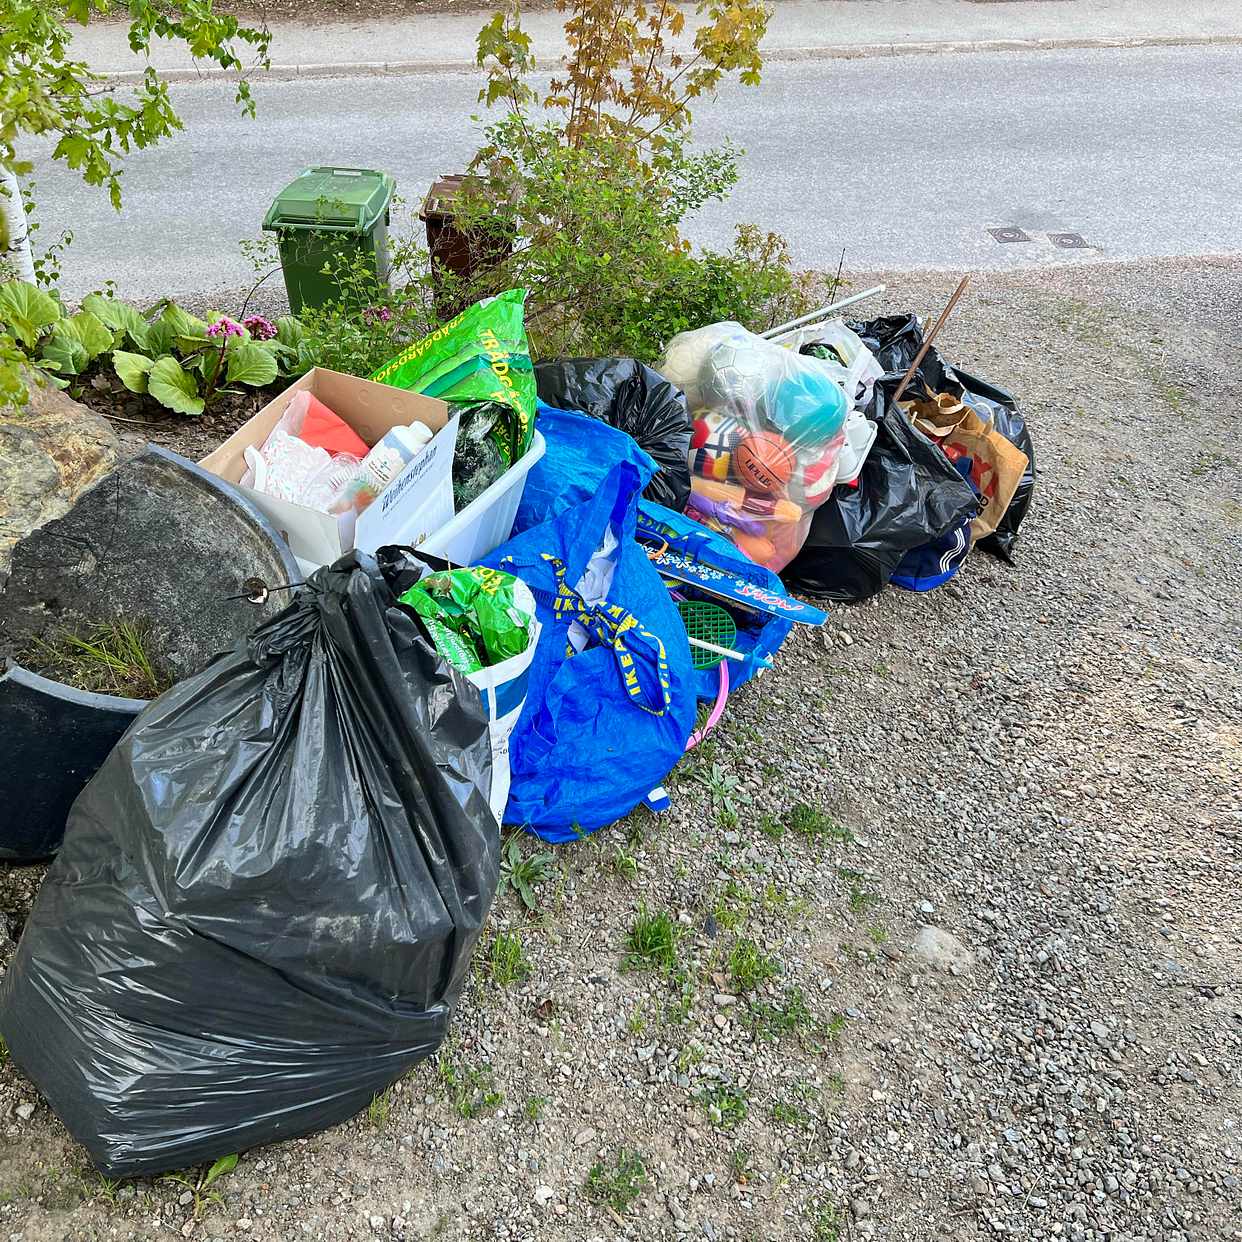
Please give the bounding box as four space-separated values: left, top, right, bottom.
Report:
363 305 393 325
243 315 277 341
207 316 246 339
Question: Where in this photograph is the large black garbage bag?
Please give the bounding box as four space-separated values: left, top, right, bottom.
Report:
534 357 693 511
0 553 498 1177
781 399 980 602
846 315 1035 559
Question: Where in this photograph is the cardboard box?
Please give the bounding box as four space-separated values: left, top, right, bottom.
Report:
200 368 458 567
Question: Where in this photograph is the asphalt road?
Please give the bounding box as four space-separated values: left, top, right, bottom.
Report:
20 44 1242 303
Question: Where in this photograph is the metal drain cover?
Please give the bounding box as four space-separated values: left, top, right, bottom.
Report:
988 227 1031 243
1050 232 1091 249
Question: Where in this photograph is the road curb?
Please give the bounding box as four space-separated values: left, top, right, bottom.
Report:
94 32 1242 83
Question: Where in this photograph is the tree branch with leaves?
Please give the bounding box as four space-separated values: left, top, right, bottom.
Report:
1 0 271 408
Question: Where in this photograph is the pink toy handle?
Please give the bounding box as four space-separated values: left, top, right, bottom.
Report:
684 661 729 752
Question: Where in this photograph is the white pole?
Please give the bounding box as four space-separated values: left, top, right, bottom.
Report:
0 165 36 285
761 284 887 341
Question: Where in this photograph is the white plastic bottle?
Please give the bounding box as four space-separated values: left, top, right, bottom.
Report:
337 423 434 514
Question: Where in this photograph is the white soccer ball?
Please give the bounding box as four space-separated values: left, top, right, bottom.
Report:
659 322 745 414
700 331 778 424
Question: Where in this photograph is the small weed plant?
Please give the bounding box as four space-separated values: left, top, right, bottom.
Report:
694 761 744 820
747 986 818 1043
489 930 530 986
729 1146 753 1183
839 866 882 914
623 906 679 973
728 938 779 993
611 846 639 883
786 803 853 845
438 1057 502 1119
367 1088 392 1129
500 835 555 912
585 1149 648 1215
695 1083 748 1130
159 1154 237 1220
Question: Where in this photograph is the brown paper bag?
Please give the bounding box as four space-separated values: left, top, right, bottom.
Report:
938 406 1029 540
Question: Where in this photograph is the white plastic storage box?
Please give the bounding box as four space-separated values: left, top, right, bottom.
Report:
200 369 455 566
201 368 545 571
417 430 545 567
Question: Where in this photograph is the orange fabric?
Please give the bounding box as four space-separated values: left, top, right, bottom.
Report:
299 394 369 457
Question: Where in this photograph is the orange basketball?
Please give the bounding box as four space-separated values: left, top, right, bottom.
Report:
734 431 794 496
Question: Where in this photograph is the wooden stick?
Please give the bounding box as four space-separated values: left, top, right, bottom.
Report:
890 275 971 405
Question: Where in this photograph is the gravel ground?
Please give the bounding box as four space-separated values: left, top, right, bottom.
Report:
1 256 1240 1242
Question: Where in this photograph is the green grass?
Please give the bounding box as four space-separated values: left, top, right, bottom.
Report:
839 866 881 914
438 1057 502 1119
866 924 888 945
623 906 679 973
729 1146 753 1183
727 938 779 993
786 803 853 844
695 1083 748 1130
585 1149 647 1215
523 1094 546 1121
770 1081 817 1128
489 930 530 986
758 812 785 840
367 1088 392 1129
747 986 818 1042
610 845 639 882
712 879 753 931
665 967 696 1025
811 1201 842 1242
25 619 171 698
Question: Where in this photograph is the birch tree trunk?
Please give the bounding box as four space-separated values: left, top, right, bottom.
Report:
0 165 36 285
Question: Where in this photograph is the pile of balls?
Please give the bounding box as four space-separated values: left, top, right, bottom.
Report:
660 323 850 569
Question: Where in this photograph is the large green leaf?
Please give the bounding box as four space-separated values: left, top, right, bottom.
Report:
67 310 114 361
159 302 209 341
82 295 152 353
148 356 205 416
175 333 214 357
145 318 176 359
0 281 61 348
40 321 90 376
275 315 304 349
112 350 155 394
225 339 278 388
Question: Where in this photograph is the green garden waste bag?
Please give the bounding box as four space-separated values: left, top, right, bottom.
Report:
398 565 534 675
371 289 536 464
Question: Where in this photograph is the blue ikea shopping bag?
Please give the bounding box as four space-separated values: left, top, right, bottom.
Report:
515 403 656 533
517 404 792 701
482 459 696 840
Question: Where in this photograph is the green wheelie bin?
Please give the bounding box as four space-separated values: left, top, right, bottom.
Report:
262 166 396 314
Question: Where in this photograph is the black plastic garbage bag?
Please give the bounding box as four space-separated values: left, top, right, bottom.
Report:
781 399 980 602
0 553 498 1177
534 357 693 512
845 315 1035 559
